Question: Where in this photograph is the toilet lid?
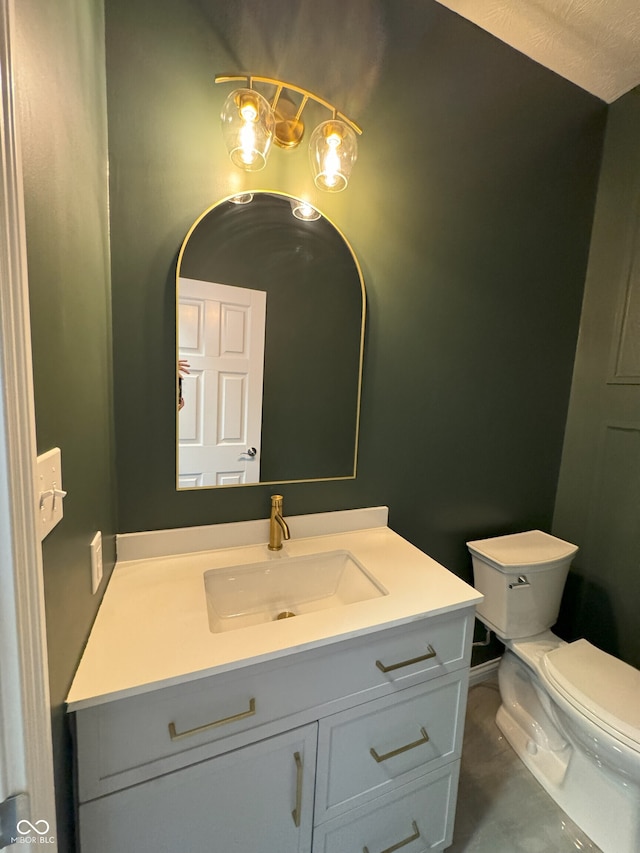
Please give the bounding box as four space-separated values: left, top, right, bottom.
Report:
467 530 578 568
543 639 640 749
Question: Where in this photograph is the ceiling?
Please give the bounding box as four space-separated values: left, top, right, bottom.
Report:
436 0 640 103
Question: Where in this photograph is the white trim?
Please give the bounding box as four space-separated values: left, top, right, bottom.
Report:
469 657 501 687
0 0 57 842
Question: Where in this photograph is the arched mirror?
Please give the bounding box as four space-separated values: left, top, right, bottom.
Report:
176 191 365 489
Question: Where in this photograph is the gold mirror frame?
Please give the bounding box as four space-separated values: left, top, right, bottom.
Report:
176 191 365 489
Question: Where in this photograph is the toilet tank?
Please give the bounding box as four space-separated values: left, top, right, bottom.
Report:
467 530 578 640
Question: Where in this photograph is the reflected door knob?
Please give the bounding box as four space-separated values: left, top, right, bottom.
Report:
247 447 257 457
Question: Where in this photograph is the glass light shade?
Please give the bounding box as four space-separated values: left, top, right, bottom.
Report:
221 88 275 172
309 119 358 192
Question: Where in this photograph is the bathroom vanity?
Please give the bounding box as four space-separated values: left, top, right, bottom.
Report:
67 508 482 853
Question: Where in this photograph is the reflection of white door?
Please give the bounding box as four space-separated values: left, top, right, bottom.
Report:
178 278 266 487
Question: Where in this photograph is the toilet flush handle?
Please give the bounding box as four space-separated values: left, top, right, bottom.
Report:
509 575 530 589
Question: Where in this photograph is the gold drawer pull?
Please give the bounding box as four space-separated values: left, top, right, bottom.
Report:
168 698 256 741
375 644 437 673
291 751 303 827
370 726 430 763
363 820 420 853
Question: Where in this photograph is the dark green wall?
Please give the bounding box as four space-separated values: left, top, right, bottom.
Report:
14 1 610 850
14 1 117 850
107 0 605 586
554 87 640 669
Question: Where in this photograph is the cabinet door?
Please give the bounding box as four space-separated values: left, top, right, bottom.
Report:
79 723 317 853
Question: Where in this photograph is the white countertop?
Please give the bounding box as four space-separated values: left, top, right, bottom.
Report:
67 508 482 712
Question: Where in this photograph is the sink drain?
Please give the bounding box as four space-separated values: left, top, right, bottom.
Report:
276 611 296 620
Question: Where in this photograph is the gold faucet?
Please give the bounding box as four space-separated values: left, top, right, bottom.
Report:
268 494 291 551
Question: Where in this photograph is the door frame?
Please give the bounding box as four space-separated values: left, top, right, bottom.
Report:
0 0 57 842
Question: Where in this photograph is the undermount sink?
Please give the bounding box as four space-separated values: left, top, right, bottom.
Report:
204 549 387 633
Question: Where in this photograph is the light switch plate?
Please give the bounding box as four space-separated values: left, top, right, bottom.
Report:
90 531 103 594
36 447 65 540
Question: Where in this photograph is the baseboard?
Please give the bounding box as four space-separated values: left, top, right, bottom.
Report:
469 657 501 687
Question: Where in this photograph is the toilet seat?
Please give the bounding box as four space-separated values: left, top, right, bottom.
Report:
541 639 640 753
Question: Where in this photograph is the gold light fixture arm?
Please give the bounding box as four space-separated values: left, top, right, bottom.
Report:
271 83 284 109
295 94 309 122
215 73 362 136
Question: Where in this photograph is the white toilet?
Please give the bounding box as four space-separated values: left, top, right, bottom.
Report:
467 530 640 853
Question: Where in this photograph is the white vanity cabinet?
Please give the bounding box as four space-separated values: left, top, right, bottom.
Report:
73 607 475 853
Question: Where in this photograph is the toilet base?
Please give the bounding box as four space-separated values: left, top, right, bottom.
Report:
496 658 640 853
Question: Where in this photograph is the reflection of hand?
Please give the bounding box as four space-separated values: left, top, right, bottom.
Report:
178 360 188 412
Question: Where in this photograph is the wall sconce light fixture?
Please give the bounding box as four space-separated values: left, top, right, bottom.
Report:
216 74 362 192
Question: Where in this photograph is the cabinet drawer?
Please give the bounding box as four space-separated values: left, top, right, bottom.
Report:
312 761 460 853
315 670 467 822
75 610 473 801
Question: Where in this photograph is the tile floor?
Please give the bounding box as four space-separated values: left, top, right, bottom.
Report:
448 677 602 853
